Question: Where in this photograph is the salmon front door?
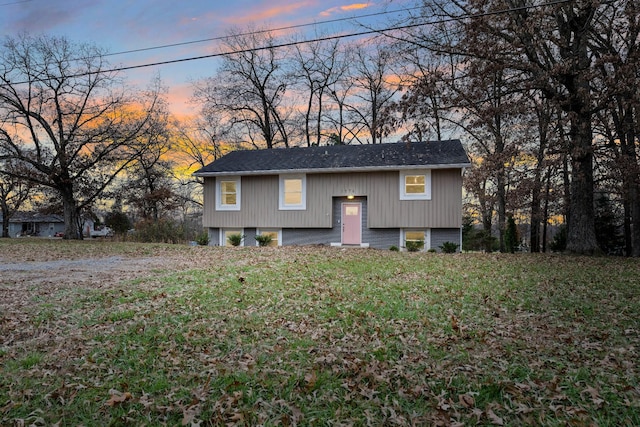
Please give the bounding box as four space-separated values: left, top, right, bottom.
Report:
341 202 362 245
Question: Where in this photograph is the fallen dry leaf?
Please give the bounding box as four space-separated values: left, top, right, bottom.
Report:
486 408 504 426
582 385 605 407
305 370 318 390
458 393 475 408
451 314 460 333
181 404 201 426
2 242 639 426
106 389 132 407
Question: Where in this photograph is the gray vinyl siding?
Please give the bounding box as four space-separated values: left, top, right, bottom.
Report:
282 228 339 246
283 197 397 248
203 175 332 229
365 229 401 249
202 169 463 230
431 228 462 252
210 225 460 250
365 169 463 229
281 228 401 249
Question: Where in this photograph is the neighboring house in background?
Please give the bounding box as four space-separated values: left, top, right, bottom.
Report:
0 212 65 238
194 140 471 251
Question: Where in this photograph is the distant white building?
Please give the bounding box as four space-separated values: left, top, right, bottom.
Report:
0 212 65 237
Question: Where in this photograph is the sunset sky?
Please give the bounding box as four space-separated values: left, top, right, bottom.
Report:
1 0 413 117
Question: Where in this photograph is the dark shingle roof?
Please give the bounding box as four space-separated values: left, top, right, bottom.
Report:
195 140 470 176
4 212 64 223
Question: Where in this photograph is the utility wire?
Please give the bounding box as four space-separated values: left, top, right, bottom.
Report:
100 4 426 59
1 0 572 87
25 4 427 68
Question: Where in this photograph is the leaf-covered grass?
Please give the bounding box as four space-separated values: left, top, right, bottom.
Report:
1 239 639 425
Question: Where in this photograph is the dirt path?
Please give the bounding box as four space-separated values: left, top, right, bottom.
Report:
0 256 172 286
0 247 188 340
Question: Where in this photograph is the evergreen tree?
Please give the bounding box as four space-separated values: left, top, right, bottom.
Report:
105 210 132 235
504 214 519 253
594 193 624 255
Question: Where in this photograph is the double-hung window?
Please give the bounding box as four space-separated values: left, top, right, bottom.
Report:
400 170 431 200
279 175 306 210
216 177 241 211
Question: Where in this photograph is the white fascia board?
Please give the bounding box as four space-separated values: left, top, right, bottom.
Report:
194 163 472 177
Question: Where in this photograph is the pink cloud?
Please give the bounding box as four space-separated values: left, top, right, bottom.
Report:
320 3 373 17
222 1 315 25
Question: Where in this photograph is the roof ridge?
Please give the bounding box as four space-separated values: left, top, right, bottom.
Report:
195 139 469 176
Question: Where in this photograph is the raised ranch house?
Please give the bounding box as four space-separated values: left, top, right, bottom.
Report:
194 140 471 251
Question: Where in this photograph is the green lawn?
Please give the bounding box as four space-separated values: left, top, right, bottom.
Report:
1 239 639 425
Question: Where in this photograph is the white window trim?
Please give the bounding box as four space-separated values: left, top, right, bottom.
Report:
216 177 241 211
400 229 431 251
399 170 431 200
256 228 282 246
221 228 244 247
279 174 307 210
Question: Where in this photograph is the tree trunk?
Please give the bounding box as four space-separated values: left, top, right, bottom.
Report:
632 187 640 257
530 178 541 253
530 152 546 252
542 168 551 253
304 90 313 147
623 198 632 256
496 171 506 252
621 108 640 256
478 180 494 252
562 152 571 230
1 204 9 238
494 124 506 253
531 100 552 253
61 186 83 240
566 113 598 254
624 169 640 257
315 90 324 146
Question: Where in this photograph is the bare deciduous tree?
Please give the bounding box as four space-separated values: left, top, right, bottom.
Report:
193 28 292 149
170 116 232 210
0 160 33 238
292 36 347 146
590 0 640 256
0 34 165 239
398 0 607 254
345 43 400 144
121 99 177 222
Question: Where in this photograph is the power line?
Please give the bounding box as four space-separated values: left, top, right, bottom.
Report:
1 0 572 87
4 2 424 78
84 0 575 73
100 4 426 59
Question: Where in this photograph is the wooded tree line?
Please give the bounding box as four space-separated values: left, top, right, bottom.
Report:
169 0 640 256
401 0 639 256
1 0 639 256
0 34 209 240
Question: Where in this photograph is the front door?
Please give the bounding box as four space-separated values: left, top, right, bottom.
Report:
341 203 362 245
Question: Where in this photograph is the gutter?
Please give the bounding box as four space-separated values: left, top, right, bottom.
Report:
194 163 472 177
